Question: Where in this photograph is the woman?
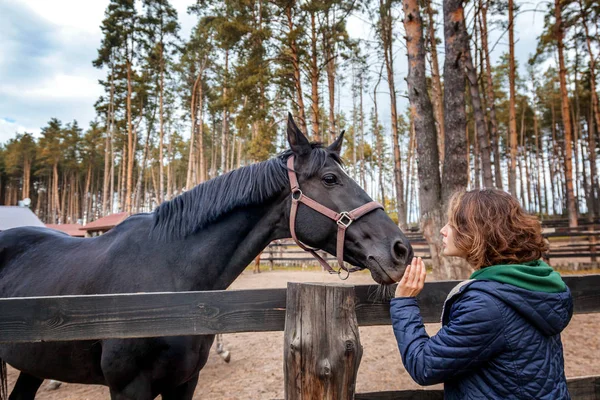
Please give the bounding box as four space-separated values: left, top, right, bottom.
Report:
391 189 573 399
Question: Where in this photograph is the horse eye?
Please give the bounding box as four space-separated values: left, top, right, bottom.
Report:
322 174 338 186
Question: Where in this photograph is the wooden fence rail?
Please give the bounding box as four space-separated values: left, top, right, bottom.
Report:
354 375 600 400
0 275 598 342
260 229 600 266
0 275 599 399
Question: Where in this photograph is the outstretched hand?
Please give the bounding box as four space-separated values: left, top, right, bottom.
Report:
395 256 427 298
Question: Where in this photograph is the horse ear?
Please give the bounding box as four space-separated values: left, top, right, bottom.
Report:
327 130 344 155
287 112 310 155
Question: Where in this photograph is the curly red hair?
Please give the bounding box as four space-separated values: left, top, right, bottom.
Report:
447 188 549 269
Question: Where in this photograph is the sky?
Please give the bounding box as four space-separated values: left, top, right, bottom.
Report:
0 0 548 146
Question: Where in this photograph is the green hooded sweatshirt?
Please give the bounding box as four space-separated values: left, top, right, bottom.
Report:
469 259 566 293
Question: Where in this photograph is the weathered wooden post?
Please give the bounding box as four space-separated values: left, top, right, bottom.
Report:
284 282 363 399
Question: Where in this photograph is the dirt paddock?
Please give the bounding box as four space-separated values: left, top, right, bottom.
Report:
6 269 600 399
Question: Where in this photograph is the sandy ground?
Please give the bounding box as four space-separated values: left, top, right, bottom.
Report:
5 269 600 399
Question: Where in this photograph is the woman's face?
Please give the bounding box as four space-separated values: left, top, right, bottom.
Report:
440 223 466 258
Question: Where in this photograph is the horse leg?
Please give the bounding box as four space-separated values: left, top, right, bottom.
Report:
160 374 198 400
215 335 230 363
108 380 152 400
8 372 43 400
109 389 138 400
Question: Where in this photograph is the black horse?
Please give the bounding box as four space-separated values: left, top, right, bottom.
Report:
0 114 413 400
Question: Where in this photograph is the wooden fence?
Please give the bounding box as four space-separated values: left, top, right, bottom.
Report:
0 275 599 399
259 226 600 268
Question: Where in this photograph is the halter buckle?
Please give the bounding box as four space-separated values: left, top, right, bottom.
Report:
337 212 353 228
291 189 303 201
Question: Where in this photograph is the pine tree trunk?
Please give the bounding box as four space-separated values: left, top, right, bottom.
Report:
406 120 416 207
230 128 236 172
464 48 493 188
575 38 597 217
237 136 242 169
186 72 201 190
84 164 91 223
53 163 60 223
425 0 445 166
473 122 481 188
403 0 450 278
198 82 205 183
542 136 550 215
578 0 600 138
67 174 72 223
588 108 598 217
381 0 407 228
71 173 77 222
103 67 114 215
286 3 308 135
221 49 229 174
151 165 158 207
480 2 502 189
22 156 31 200
323 9 336 144
60 171 66 223
126 60 134 213
158 52 165 204
581 131 591 219
359 74 366 188
310 10 320 141
373 65 385 203
519 105 527 206
352 67 358 174
508 0 518 195
120 144 126 211
573 47 583 204
466 123 471 187
35 182 42 219
211 115 217 179
167 132 173 200
441 0 468 204
47 175 52 221
550 105 558 214
109 129 115 214
555 0 578 227
533 107 544 214
134 122 152 210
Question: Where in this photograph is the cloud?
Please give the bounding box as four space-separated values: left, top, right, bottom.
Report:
0 0 200 146
0 118 37 145
0 1 105 145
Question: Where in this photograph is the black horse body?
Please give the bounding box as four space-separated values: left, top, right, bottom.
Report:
0 116 413 399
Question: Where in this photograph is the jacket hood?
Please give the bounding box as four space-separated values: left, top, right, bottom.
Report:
467 278 573 336
469 260 566 293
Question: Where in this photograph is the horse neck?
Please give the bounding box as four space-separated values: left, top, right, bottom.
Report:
177 194 290 291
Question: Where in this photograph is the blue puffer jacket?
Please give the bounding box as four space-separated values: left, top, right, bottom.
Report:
390 278 573 399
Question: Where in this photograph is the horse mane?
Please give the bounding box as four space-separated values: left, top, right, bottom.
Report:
151 144 341 240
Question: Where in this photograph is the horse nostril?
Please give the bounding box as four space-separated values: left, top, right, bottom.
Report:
392 241 409 263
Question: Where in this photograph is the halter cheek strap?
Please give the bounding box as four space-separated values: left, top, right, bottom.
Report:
287 156 383 279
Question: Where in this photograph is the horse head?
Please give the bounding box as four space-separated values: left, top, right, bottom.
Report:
284 113 413 284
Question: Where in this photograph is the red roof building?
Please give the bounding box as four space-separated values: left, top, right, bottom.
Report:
79 212 129 237
46 224 86 237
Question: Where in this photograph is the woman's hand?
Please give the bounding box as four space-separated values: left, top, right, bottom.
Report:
395 256 427 298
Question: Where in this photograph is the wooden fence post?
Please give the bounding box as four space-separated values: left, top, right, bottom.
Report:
284 282 363 400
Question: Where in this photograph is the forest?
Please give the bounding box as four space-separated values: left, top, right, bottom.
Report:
1 0 599 277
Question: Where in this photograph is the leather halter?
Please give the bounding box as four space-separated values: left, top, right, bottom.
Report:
287 156 384 279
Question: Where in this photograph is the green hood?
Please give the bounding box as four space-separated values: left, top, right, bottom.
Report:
469 260 566 293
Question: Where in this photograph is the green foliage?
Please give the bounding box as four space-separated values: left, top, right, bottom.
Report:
3 133 36 176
